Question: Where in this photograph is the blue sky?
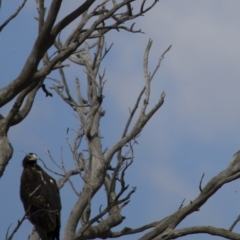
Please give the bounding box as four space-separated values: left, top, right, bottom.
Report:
1 1 240 239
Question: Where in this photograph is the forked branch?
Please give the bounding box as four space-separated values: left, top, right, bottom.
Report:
106 40 170 164
5 211 28 240
140 151 240 240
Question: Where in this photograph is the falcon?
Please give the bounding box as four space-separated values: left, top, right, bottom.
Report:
20 153 61 240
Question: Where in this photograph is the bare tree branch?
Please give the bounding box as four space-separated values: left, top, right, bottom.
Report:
5 212 28 240
140 151 240 240
178 198 185 210
0 0 28 32
0 0 159 109
153 226 240 240
58 169 80 190
105 41 169 165
229 214 240 232
3 81 41 132
41 84 53 97
111 221 161 238
199 172 205 192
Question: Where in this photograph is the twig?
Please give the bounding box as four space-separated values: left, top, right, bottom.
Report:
0 0 28 32
229 214 240 231
60 150 80 196
199 172 205 192
6 211 28 240
44 148 62 170
38 157 63 177
5 224 12 240
178 198 185 210
42 84 53 97
58 168 80 189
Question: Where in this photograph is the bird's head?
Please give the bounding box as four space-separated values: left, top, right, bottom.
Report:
22 153 38 167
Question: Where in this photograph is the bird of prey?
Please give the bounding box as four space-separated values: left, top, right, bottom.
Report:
20 153 61 240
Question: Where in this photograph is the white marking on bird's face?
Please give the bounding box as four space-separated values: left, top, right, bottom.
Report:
50 179 54 184
27 153 37 161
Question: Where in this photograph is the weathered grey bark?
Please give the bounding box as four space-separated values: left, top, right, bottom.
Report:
0 135 13 177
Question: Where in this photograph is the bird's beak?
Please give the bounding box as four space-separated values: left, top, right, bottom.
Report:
28 153 38 160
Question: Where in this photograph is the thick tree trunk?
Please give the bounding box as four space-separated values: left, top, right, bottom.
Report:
0 134 13 177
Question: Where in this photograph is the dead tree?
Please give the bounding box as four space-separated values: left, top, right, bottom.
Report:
3 1 240 240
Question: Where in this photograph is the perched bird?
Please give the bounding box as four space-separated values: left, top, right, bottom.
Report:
20 153 61 240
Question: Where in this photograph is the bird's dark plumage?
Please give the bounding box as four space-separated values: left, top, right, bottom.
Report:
20 153 61 240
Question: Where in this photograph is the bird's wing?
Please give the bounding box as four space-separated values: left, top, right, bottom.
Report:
20 168 47 210
20 167 60 232
34 166 61 232
36 165 61 210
